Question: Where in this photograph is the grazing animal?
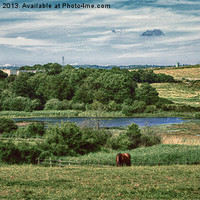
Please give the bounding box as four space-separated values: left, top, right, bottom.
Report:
116 153 131 167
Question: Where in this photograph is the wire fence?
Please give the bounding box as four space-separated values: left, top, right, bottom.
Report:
37 158 200 167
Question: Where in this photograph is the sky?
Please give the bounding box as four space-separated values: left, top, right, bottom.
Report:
0 0 200 66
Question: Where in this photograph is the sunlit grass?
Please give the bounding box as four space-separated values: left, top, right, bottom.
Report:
161 135 200 145
152 82 200 107
0 165 199 199
153 66 200 80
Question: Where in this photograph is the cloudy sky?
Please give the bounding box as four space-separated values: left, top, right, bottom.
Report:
0 0 200 66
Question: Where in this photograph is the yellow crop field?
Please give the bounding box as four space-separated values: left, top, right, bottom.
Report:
153 66 200 81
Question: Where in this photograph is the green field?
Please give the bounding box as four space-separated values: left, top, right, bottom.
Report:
152 66 200 107
152 82 200 107
0 165 199 199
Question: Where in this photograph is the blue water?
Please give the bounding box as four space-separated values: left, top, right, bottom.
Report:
13 117 187 128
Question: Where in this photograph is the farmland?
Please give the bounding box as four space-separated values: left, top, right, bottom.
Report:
0 65 200 199
153 66 200 81
152 66 200 107
151 82 200 107
0 164 199 199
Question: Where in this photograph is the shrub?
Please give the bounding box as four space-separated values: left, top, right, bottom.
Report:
78 128 110 154
17 142 41 164
44 98 64 110
141 126 161 147
43 122 83 156
126 123 142 149
1 96 39 111
155 98 174 109
106 101 121 111
195 113 200 119
71 102 86 111
0 117 18 133
132 100 146 113
107 133 132 150
144 105 157 113
26 122 45 136
107 123 142 150
121 99 134 116
0 141 42 164
0 141 21 164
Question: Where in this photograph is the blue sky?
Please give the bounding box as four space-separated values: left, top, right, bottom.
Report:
0 0 200 66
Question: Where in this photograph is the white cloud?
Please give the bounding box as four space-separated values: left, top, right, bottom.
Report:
157 0 200 5
0 2 200 65
0 37 49 47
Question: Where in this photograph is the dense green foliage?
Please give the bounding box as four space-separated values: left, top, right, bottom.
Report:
0 64 184 116
0 70 8 79
0 117 18 133
0 120 161 164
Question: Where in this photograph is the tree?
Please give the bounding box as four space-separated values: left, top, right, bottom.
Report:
43 122 82 156
0 117 18 133
94 71 137 104
0 70 8 79
12 72 33 98
126 123 142 149
135 83 159 105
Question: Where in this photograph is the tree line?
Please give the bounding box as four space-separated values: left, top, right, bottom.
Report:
0 63 198 115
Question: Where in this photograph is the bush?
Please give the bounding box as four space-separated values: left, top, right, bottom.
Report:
107 133 132 150
26 122 45 137
79 128 110 154
0 117 18 133
195 113 200 119
0 141 42 164
155 98 174 109
126 123 142 149
1 96 39 111
0 141 21 164
135 83 159 105
121 99 134 116
141 126 161 147
43 122 83 156
107 123 142 150
132 100 146 113
44 99 64 110
144 105 157 113
71 102 86 111
17 142 41 164
106 101 121 111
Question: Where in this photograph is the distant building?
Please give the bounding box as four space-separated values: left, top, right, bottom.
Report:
176 62 180 67
1 69 44 76
1 69 20 76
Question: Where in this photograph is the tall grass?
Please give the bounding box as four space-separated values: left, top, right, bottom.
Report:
0 110 199 118
58 144 200 166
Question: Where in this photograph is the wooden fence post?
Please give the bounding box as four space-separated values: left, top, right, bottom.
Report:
50 157 52 167
37 158 40 165
59 159 61 167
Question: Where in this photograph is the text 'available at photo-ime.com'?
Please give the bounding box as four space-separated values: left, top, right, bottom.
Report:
1 2 111 9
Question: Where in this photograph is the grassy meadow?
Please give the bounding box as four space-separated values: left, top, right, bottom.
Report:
151 82 200 107
0 164 199 199
1 66 200 199
153 66 200 81
152 66 200 107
